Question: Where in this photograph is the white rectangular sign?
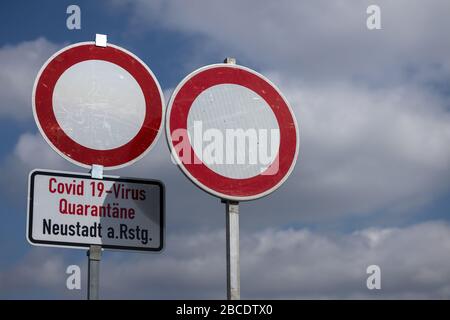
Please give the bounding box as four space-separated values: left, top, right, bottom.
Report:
27 169 164 251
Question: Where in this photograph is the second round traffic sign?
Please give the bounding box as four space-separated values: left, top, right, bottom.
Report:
166 63 299 201
32 42 164 170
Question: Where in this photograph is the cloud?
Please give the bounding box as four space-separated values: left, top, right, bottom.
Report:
279 79 450 221
112 0 450 85
0 248 82 299
0 132 71 207
0 38 60 120
3 221 450 299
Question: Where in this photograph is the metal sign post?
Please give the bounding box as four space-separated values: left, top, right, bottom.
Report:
87 164 102 300
223 57 240 300
224 200 240 300
87 244 101 300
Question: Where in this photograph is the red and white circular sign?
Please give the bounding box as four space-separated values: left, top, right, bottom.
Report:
32 42 164 170
166 64 299 201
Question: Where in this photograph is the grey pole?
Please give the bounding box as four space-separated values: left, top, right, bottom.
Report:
225 200 240 300
222 57 240 300
88 164 103 300
87 244 102 300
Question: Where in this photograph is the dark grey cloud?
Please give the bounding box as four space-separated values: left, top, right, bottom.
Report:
3 222 450 299
112 0 450 86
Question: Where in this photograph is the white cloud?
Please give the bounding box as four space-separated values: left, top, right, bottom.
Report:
3 222 450 299
0 38 60 120
13 132 68 169
281 80 450 220
0 132 72 206
113 0 450 84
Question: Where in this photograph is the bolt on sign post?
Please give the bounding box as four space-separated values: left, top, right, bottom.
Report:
166 58 299 299
30 34 165 300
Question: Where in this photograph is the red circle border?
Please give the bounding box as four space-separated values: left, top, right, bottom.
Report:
168 65 299 200
33 43 163 168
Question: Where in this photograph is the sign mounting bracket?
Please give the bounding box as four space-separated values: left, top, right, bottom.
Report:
95 33 107 47
90 164 104 179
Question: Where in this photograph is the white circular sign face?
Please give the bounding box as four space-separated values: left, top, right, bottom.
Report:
166 63 299 201
53 60 146 150
187 83 280 179
32 42 165 169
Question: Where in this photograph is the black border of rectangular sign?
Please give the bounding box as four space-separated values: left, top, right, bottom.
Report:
27 169 165 252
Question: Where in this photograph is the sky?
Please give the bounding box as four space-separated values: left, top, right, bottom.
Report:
1 0 450 299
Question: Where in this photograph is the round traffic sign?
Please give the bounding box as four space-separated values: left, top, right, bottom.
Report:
32 42 164 170
166 64 299 201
